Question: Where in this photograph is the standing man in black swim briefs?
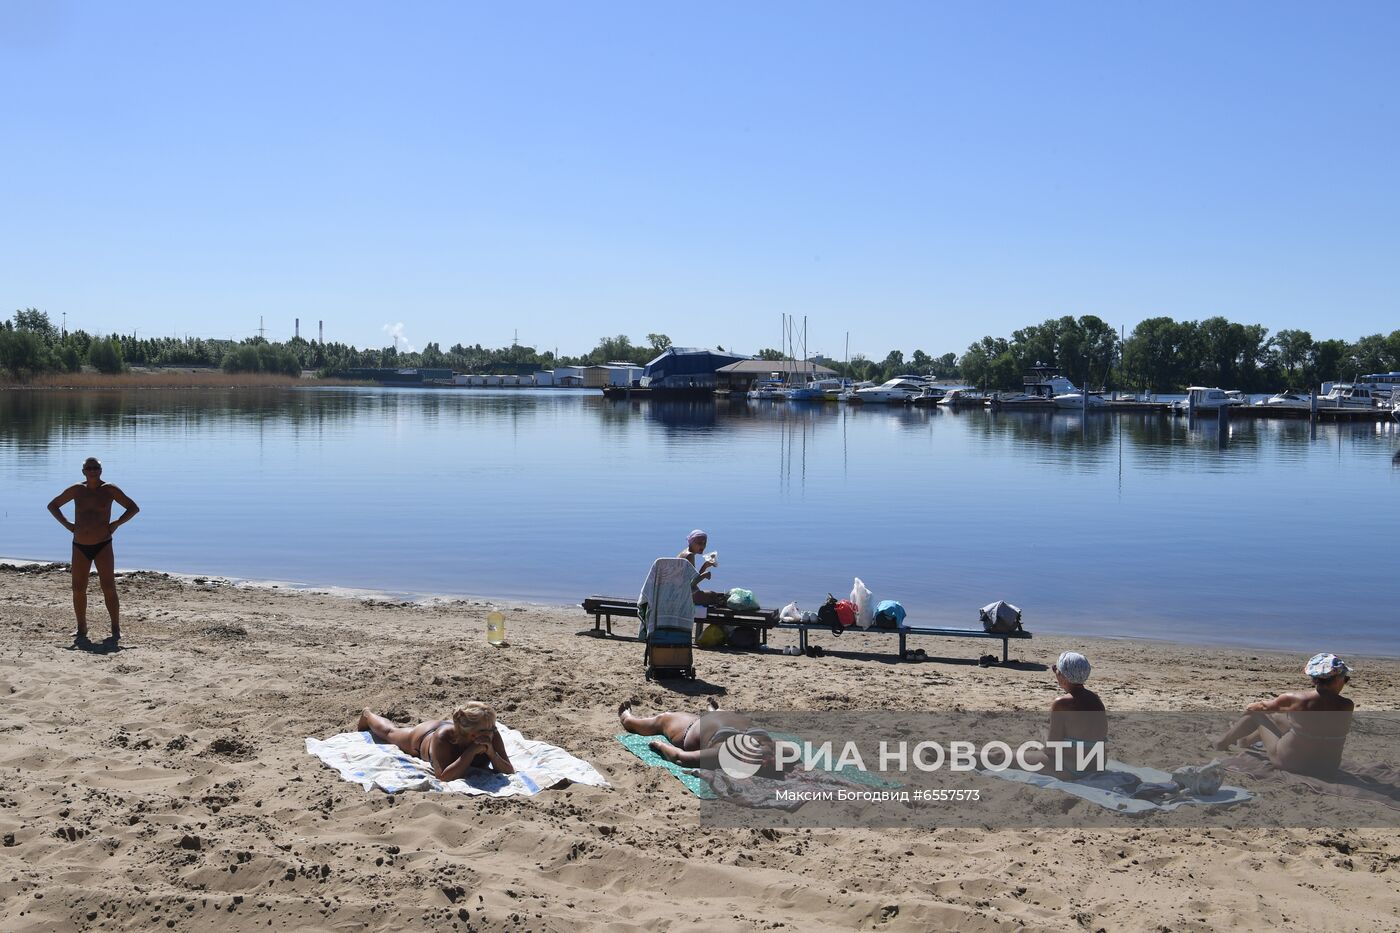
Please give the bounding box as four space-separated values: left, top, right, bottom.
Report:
47 457 140 643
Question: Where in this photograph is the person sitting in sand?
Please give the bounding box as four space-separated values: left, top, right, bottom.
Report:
1020 651 1108 779
357 704 514 779
618 697 783 779
678 529 725 607
1214 653 1354 777
46 457 140 643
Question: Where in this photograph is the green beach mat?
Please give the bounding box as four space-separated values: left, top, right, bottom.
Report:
615 731 900 799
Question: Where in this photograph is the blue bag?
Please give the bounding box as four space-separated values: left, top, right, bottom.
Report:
874 599 906 629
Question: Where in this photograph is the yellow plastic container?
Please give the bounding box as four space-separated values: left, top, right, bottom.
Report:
486 610 506 646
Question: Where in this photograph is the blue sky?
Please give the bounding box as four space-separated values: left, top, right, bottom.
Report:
2 1 1396 360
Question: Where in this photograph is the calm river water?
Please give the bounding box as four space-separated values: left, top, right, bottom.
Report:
2 387 1397 656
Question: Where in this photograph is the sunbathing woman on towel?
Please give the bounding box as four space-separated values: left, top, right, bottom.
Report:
618 698 782 779
357 703 515 779
1214 653 1354 777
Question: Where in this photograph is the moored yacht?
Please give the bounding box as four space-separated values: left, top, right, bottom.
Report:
1173 387 1246 413
1255 391 1313 409
1316 383 1382 409
853 378 929 404
1052 391 1108 409
992 365 1079 410
937 388 988 407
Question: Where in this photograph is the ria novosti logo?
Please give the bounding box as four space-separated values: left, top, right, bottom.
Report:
716 732 770 779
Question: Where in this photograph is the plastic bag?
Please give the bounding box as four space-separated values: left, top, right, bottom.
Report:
874 599 906 629
697 624 728 648
979 600 1022 633
851 578 873 629
779 602 802 622
727 588 759 612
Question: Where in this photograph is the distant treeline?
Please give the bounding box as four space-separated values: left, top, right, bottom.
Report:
4 308 1397 392
954 315 1400 392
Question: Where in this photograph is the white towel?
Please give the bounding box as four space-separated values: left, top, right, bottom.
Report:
305 723 610 797
978 758 1251 813
638 557 699 636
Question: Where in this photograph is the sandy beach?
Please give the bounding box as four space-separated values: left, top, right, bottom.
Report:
1 563 1397 932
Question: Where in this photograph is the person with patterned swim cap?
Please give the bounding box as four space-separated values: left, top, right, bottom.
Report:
1020 651 1108 779
1214 653 1355 777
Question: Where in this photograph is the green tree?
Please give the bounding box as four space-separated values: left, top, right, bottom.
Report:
13 308 58 342
646 333 672 353
0 329 46 379
87 338 125 374
1272 329 1313 385
1347 334 1391 377
221 344 261 373
1121 317 1196 392
878 350 905 380
1309 339 1348 385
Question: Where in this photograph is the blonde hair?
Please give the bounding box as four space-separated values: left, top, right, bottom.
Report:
452 702 496 736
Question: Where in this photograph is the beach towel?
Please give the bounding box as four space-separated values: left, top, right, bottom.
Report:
1222 750 1400 811
615 732 899 803
638 557 699 638
306 724 609 797
978 759 1252 814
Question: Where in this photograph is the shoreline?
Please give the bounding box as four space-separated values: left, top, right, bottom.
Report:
3 554 1396 663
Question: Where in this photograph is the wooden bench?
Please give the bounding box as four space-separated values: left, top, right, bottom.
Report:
580 596 776 646
776 621 1031 662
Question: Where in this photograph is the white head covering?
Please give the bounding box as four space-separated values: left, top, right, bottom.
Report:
1305 653 1351 680
1055 651 1091 685
687 529 707 547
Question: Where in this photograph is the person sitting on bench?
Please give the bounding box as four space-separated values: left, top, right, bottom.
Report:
618 697 782 779
1213 653 1354 777
679 528 726 608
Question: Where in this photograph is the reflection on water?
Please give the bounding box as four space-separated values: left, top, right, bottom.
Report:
2 388 1397 655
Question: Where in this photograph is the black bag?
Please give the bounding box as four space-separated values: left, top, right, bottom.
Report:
979 600 1023 634
726 626 759 649
816 594 841 635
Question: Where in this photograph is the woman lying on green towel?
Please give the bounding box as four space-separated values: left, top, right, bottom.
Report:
357 703 515 780
618 698 782 779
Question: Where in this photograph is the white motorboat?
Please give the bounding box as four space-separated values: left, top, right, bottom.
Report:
838 380 875 402
1173 387 1246 413
912 385 956 407
746 379 787 400
1256 391 1313 409
1316 383 1382 409
993 366 1080 410
853 378 929 404
1052 391 1108 409
937 388 988 407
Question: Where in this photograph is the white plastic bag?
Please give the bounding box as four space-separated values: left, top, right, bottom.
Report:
779 601 802 622
851 577 873 629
